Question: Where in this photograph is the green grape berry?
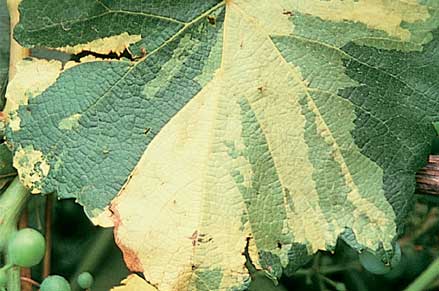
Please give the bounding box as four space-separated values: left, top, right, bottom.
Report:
0 269 6 286
359 250 391 275
77 272 94 289
40 275 71 291
7 228 45 268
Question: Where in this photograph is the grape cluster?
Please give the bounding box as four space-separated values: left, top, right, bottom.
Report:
39 272 94 291
40 275 71 291
0 228 93 290
0 228 46 289
7 228 45 268
77 272 94 289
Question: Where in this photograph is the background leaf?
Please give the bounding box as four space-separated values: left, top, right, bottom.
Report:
0 0 10 107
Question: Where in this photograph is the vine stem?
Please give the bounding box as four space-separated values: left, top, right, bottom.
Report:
43 194 53 278
404 256 439 291
0 178 29 248
20 277 40 287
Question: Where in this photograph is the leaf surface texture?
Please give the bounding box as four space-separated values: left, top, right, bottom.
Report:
7 1 439 290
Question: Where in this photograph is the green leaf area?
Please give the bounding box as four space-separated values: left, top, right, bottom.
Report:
0 0 10 107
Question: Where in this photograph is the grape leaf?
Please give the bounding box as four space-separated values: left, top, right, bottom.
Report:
14 0 221 56
0 0 10 107
6 1 439 290
111 274 157 291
